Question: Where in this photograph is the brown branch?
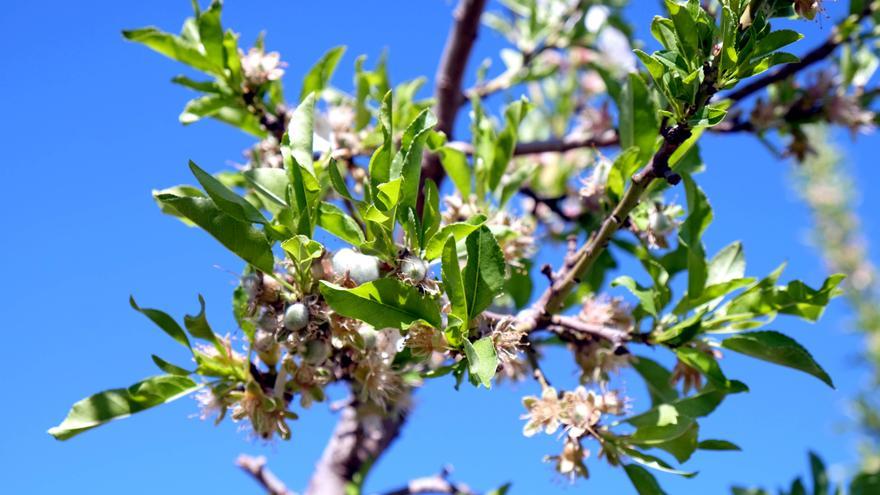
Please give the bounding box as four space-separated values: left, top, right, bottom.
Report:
448 129 620 156
510 122 694 337
236 455 295 495
723 3 878 103
419 0 488 211
304 402 408 495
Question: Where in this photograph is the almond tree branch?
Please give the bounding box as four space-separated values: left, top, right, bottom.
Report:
305 402 408 495
483 310 631 345
512 122 695 336
722 2 878 104
447 129 620 156
237 455 295 495
420 0 488 210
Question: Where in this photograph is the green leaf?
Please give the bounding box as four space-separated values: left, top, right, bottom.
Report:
301 46 346 101
48 375 201 440
244 168 289 207
622 446 697 478
679 174 713 298
189 161 267 225
488 98 529 192
630 416 695 445
442 236 468 323
328 158 355 201
633 356 679 405
154 193 275 273
196 0 224 68
317 202 365 246
319 279 442 330
424 219 485 260
619 73 659 165
421 179 441 246
122 28 220 74
851 471 880 495
624 463 668 495
392 109 436 210
721 331 834 388
653 422 699 463
698 439 741 451
810 451 829 495
435 145 472 198
280 235 323 264
288 92 316 172
151 355 193 376
463 337 498 388
179 96 264 136
462 226 506 319
675 346 730 388
130 296 191 349
613 275 660 317
183 294 219 347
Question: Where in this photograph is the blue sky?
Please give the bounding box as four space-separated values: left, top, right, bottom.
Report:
2 1 879 493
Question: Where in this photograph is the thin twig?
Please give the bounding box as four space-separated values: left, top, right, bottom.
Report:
236 455 295 495
447 130 620 156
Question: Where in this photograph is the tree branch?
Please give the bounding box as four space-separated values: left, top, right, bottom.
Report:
447 129 620 156
237 455 295 495
420 0 488 210
304 403 408 495
512 123 694 335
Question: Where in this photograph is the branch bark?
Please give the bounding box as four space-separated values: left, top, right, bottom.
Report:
305 404 408 495
420 0 488 210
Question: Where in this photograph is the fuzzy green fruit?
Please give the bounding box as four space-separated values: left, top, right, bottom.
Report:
332 248 380 285
283 303 310 332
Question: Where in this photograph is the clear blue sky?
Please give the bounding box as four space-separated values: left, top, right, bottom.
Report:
3 1 879 493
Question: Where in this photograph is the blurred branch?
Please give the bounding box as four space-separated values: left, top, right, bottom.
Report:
237 455 295 495
305 403 408 495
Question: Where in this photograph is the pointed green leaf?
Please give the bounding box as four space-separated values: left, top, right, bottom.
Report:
154 194 275 273
189 161 267 224
462 226 506 319
319 279 441 330
300 46 346 101
721 331 834 388
463 337 498 388
130 296 191 349
48 375 201 440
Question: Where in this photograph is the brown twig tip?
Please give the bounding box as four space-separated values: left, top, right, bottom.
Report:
236 455 295 495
